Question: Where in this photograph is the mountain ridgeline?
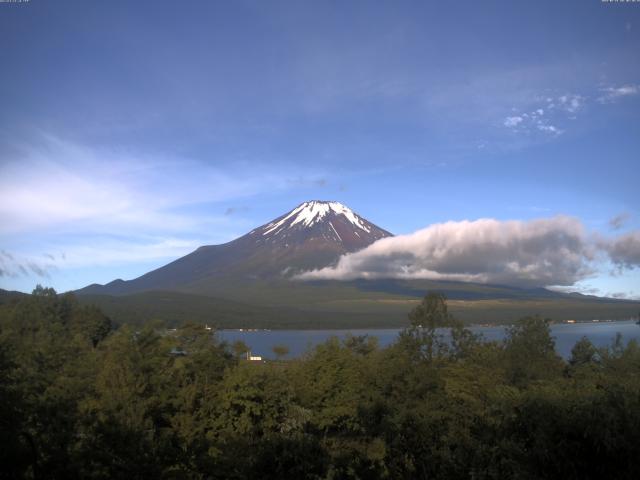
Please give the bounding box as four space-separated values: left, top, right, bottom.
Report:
78 201 391 296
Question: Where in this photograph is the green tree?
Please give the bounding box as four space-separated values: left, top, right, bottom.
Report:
400 292 477 361
76 325 180 477
0 287 110 477
344 334 378 355
503 315 563 387
569 336 599 367
214 362 294 439
293 337 372 435
72 304 112 348
408 292 452 331
232 339 250 359
0 341 33 479
272 344 290 360
400 292 450 361
32 284 57 298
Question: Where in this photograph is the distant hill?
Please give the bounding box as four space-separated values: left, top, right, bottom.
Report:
76 290 399 329
75 278 640 329
5 282 635 329
74 201 640 328
0 288 28 304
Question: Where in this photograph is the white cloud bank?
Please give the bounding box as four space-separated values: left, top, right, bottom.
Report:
297 217 640 288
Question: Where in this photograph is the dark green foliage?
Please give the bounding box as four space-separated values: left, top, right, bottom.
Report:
569 336 600 366
503 315 564 386
0 342 34 478
2 288 640 479
400 292 453 361
73 304 112 348
400 293 480 361
343 334 378 356
231 339 250 358
272 344 290 360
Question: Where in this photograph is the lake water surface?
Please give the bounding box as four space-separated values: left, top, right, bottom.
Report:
219 320 640 360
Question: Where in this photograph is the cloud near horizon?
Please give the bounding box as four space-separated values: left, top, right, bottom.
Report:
297 217 640 288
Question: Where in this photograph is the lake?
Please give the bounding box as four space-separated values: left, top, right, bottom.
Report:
219 320 640 360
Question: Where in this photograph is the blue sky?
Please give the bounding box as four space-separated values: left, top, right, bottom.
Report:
0 0 639 297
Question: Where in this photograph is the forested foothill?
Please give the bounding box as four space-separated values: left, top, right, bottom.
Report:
1 288 639 479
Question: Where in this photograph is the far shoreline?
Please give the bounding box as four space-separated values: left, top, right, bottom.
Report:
218 317 640 332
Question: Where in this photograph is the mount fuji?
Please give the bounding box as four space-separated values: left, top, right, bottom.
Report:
75 201 640 328
78 201 391 296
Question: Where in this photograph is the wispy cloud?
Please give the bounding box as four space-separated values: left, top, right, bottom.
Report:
609 212 631 231
537 124 562 135
0 134 333 282
607 291 640 301
553 282 640 302
547 284 601 296
0 134 326 236
0 237 205 278
285 176 330 188
58 238 203 269
0 250 56 279
501 83 638 139
502 93 583 137
503 116 523 127
597 84 640 104
557 94 584 114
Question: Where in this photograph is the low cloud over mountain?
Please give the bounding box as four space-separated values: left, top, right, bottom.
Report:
298 216 640 288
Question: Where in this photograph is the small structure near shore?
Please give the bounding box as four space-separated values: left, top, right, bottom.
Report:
246 351 262 361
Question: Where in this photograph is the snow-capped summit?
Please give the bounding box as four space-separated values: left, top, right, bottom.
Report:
262 200 372 236
252 200 390 250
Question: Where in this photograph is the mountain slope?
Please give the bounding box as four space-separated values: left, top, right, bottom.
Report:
77 201 392 296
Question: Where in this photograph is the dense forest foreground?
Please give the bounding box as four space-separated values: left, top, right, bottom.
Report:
1 287 640 479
